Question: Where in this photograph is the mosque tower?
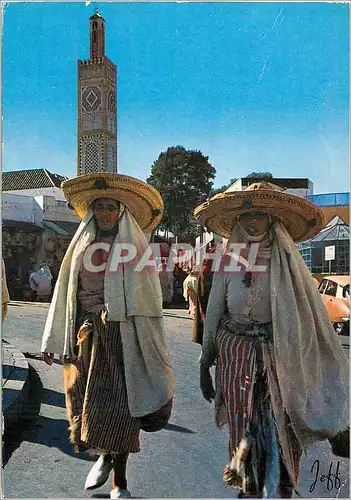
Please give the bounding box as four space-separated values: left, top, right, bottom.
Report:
77 9 117 175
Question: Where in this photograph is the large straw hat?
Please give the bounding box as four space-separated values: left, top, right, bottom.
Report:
62 172 164 233
194 182 325 242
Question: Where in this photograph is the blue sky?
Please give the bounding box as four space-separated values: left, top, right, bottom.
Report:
2 1 349 193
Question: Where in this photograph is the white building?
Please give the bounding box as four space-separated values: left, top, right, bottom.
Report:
2 168 80 227
3 168 69 200
2 193 43 226
225 177 314 198
2 169 80 299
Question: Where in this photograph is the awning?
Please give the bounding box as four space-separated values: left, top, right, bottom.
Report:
51 220 80 234
42 220 70 236
2 220 43 232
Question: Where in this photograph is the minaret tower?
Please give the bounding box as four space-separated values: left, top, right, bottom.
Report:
77 9 117 175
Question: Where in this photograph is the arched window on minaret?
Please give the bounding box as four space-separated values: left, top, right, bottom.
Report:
90 13 105 60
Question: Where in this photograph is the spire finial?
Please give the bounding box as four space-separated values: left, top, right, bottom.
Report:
88 2 101 17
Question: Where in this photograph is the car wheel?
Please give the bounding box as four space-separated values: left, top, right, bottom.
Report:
341 321 350 336
333 322 343 334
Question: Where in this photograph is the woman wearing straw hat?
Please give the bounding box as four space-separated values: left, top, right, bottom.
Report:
194 182 349 498
40 173 174 499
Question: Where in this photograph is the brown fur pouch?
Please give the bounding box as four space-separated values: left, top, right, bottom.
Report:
329 428 350 458
140 398 173 432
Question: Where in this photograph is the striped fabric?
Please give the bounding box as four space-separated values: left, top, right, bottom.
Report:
217 330 257 455
63 314 141 454
217 326 301 497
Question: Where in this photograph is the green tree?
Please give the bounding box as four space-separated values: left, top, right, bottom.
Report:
147 146 216 240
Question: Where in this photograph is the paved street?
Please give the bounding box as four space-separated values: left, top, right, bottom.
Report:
2 303 349 498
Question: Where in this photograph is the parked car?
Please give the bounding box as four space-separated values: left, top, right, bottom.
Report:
312 277 320 288
318 276 350 348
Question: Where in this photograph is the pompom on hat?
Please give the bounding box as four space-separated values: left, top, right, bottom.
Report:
194 182 326 243
62 172 164 233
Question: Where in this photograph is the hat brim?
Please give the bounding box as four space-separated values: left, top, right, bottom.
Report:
194 190 325 243
62 173 164 233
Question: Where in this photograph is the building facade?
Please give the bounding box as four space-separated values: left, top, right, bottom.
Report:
306 193 350 226
297 216 349 275
226 177 314 198
77 11 118 175
2 187 79 300
296 192 350 276
3 168 68 201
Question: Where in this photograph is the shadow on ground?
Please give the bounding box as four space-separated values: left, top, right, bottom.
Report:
162 312 193 321
3 364 29 381
16 413 96 462
2 364 42 466
2 364 95 467
91 496 144 499
165 423 195 434
41 387 66 408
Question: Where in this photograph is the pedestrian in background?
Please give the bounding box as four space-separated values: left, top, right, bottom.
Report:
183 266 198 318
29 263 53 302
40 173 174 499
159 258 174 308
192 246 215 345
2 258 10 322
172 264 188 304
194 182 349 499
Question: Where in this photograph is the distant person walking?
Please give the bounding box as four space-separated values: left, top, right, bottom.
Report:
192 247 215 345
159 259 174 308
29 264 53 302
2 259 10 322
183 267 198 318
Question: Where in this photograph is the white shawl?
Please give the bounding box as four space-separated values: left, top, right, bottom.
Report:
270 222 349 448
41 206 175 417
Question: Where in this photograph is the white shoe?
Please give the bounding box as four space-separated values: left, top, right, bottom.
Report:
85 455 113 490
110 487 132 499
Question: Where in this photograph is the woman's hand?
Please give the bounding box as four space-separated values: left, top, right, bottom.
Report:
200 365 215 402
41 352 54 365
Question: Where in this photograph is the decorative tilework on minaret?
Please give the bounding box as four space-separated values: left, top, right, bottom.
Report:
77 10 117 175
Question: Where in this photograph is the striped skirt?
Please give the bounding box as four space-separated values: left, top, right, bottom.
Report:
63 313 141 454
216 325 301 497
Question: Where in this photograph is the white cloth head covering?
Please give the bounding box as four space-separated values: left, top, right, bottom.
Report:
226 216 274 262
269 221 348 447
